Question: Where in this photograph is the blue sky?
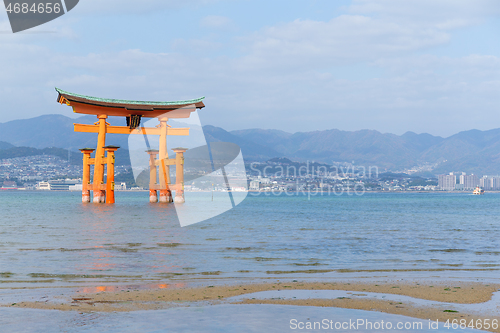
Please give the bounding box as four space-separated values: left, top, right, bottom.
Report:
0 0 499 136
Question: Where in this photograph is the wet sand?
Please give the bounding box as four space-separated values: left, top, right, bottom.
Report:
3 280 500 331
240 297 500 332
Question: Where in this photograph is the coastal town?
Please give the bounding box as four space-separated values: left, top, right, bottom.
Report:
0 154 129 191
1 153 497 193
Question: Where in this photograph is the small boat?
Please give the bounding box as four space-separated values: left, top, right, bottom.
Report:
473 186 484 195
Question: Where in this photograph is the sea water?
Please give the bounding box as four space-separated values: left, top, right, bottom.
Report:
0 305 482 333
1 191 500 287
1 191 499 332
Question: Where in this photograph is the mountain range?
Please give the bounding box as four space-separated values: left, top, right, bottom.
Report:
1 114 500 175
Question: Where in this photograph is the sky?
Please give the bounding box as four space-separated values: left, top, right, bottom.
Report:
0 0 499 137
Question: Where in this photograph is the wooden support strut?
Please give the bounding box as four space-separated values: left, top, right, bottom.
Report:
74 124 189 136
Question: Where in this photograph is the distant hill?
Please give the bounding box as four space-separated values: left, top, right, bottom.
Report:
0 146 131 166
424 129 500 175
231 128 444 170
0 146 81 165
229 128 500 174
0 114 128 150
1 114 500 175
230 128 292 154
228 128 500 175
202 125 282 160
400 131 444 152
0 141 14 150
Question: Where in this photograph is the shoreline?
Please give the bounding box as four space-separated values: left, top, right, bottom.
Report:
3 279 500 331
6 190 500 194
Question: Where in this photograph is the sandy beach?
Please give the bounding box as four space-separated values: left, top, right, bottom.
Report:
4 280 500 332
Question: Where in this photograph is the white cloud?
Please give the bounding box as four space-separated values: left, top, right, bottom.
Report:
200 15 234 29
172 38 223 53
1 43 499 136
348 0 500 26
236 0 499 73
71 0 223 15
239 15 451 71
0 1 499 137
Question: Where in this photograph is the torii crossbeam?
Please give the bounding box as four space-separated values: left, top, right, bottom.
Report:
56 88 205 204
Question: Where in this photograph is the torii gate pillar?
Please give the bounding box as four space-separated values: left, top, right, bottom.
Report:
104 146 119 204
147 149 159 203
158 117 173 203
173 148 187 203
93 114 108 203
79 148 95 203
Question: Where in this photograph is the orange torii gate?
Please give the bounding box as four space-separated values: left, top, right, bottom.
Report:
55 88 205 204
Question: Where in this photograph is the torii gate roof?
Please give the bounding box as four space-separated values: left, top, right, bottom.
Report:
56 88 205 118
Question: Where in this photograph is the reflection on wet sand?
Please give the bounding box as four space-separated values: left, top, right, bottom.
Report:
76 282 186 294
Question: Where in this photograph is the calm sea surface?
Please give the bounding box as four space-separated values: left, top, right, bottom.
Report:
1 191 499 288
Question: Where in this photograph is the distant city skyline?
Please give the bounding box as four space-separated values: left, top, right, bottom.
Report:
1 1 500 136
438 172 500 191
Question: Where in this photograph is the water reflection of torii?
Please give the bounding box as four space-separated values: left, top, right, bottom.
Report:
55 88 205 204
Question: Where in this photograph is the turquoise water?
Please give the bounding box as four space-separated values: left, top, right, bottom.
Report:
1 191 499 287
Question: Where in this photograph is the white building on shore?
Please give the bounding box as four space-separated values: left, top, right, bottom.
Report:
438 173 456 190
36 181 51 190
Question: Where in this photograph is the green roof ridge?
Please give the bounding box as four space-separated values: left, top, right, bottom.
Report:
55 88 205 106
